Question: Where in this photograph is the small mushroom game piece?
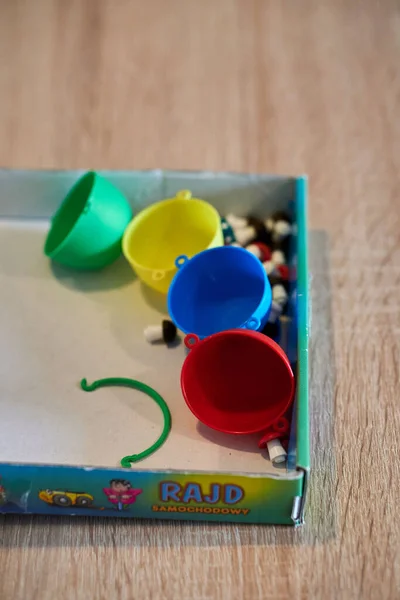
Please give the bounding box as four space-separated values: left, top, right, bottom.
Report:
258 417 290 466
263 262 289 280
262 260 276 277
265 211 293 259
261 277 290 342
263 262 289 281
234 225 259 247
262 243 288 278
271 249 285 266
144 320 178 344
225 213 248 229
224 214 270 247
245 242 271 262
272 283 288 307
265 211 292 244
259 431 287 465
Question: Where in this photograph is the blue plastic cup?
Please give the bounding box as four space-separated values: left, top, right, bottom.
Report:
167 246 272 338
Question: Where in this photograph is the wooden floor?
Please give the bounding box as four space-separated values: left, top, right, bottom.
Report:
0 1 399 599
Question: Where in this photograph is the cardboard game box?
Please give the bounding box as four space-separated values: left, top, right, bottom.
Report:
0 170 308 525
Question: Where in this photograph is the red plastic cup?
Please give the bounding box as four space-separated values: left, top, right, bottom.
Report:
181 329 294 438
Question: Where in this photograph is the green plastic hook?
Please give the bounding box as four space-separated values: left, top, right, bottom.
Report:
80 377 172 468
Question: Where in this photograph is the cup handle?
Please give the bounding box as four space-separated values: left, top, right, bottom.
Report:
273 416 290 434
258 417 290 448
152 270 165 281
184 334 200 349
175 190 192 201
175 255 189 269
244 316 261 331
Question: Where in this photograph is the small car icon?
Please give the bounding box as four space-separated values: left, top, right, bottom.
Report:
38 489 94 507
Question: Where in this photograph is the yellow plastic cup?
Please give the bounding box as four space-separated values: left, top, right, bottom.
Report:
122 190 223 294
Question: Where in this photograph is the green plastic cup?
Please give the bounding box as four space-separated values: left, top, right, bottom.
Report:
44 171 132 270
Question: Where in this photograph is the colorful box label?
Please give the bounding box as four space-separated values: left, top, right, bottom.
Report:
0 464 302 524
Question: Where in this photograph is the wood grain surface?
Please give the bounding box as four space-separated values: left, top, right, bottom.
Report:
0 1 399 599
